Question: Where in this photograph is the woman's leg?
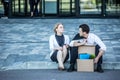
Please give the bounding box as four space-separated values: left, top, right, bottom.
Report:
62 45 68 62
57 50 64 68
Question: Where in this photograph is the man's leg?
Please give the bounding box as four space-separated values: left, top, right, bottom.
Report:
95 45 104 73
29 0 34 16
3 2 7 16
67 47 78 72
6 2 9 16
34 0 40 16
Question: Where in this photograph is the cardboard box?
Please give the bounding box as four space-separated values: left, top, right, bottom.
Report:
77 45 95 72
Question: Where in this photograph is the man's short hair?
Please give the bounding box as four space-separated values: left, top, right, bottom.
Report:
79 24 90 34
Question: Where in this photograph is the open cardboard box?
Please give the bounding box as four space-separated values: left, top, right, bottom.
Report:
77 45 95 72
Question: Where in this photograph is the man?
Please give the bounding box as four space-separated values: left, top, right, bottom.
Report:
1 0 9 17
67 24 106 73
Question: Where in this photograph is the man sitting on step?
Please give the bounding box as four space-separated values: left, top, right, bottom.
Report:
67 24 106 73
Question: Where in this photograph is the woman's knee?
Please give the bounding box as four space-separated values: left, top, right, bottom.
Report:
57 50 62 55
63 45 67 51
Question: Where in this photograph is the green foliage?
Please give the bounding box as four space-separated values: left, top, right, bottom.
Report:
89 54 96 59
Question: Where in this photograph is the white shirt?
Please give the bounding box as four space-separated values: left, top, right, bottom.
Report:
69 33 106 51
49 34 69 56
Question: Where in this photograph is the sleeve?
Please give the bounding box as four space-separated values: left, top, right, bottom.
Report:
69 34 79 47
94 35 107 51
65 35 70 45
72 33 79 40
49 35 54 51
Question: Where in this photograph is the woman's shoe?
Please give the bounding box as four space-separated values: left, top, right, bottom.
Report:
58 67 65 71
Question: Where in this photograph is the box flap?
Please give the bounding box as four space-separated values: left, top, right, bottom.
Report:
78 45 95 54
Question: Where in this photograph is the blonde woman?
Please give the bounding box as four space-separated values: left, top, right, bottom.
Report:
49 23 69 71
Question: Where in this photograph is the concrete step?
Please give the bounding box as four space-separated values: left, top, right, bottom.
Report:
1 61 120 71
0 52 120 71
0 19 120 71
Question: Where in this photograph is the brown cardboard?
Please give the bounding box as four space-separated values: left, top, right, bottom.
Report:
77 45 95 72
77 59 94 72
78 45 95 55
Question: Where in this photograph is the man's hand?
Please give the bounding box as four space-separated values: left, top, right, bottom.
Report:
94 57 99 63
73 39 87 46
94 50 104 63
80 39 87 45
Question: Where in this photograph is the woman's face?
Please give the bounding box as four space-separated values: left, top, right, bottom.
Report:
56 24 64 33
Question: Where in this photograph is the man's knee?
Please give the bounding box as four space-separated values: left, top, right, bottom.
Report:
70 47 78 54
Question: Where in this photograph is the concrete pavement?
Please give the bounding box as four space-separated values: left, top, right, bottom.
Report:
0 69 120 80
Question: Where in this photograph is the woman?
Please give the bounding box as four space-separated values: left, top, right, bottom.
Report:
49 23 69 71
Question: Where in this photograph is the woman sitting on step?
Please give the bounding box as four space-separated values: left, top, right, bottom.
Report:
49 23 69 71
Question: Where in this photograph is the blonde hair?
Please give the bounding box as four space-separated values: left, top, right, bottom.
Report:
54 23 62 33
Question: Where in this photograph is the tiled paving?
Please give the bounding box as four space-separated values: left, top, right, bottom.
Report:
0 19 120 70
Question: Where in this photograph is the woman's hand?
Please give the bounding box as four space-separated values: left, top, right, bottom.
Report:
54 47 63 51
64 44 69 48
58 47 63 51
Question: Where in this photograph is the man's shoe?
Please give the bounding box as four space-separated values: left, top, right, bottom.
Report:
96 65 104 73
67 63 75 72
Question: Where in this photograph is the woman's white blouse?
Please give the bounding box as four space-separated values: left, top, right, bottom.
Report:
49 34 69 56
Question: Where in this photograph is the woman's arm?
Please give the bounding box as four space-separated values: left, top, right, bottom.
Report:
49 35 63 51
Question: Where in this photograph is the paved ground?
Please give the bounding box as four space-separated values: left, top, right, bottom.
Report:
0 69 120 80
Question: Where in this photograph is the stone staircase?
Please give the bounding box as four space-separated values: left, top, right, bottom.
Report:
0 19 120 70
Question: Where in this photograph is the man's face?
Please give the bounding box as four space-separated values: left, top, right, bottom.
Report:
79 28 86 37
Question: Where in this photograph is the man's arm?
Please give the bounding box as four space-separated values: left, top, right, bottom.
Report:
69 33 85 47
94 50 104 63
73 39 87 47
94 34 106 63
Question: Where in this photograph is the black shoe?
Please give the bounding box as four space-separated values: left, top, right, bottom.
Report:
96 65 104 73
67 63 75 72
